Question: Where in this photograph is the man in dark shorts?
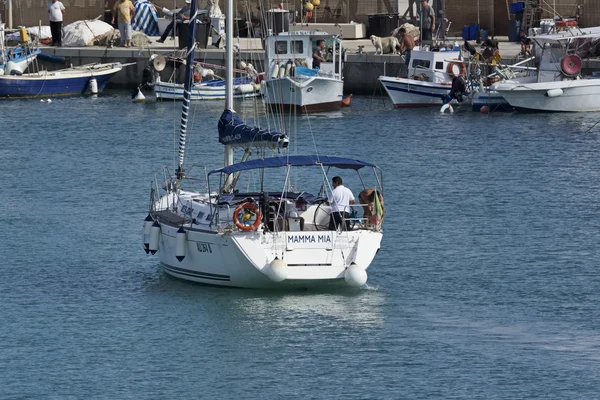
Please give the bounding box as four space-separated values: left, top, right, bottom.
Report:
312 39 327 69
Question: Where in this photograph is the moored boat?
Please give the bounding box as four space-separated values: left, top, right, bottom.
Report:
143 0 385 289
262 30 346 113
495 32 600 112
146 54 261 101
0 62 124 98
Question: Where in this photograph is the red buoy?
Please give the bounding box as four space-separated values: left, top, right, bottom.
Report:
341 94 353 107
480 105 490 114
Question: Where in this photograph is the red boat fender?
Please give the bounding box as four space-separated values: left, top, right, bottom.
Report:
341 94 353 107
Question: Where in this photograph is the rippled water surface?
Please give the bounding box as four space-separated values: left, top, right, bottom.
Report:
1 93 600 399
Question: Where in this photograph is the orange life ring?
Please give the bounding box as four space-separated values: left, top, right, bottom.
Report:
447 61 466 77
233 202 262 231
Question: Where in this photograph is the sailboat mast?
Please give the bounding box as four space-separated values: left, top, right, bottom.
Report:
224 0 234 169
177 0 199 181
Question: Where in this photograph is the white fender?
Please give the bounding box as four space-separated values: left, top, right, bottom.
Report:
285 62 292 76
149 220 161 254
546 88 564 98
142 214 153 254
271 63 279 79
345 262 368 287
440 103 454 113
266 258 288 282
235 83 255 94
88 78 98 94
260 80 267 95
175 226 186 262
278 65 286 78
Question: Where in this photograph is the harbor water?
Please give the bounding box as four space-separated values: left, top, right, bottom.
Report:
1 94 600 398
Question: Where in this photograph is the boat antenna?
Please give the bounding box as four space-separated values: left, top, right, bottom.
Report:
176 0 199 183
223 0 234 189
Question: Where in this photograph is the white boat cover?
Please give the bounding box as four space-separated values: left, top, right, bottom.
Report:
62 20 115 47
5 26 52 41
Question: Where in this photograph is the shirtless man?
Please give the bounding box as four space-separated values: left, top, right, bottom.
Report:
397 28 415 70
358 188 385 226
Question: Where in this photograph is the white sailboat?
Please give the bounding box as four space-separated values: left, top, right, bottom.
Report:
142 0 384 289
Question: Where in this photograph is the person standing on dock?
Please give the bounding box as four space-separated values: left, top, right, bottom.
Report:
112 0 136 47
48 0 65 47
420 0 435 43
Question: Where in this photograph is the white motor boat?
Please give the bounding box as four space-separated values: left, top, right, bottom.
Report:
379 48 465 107
142 0 385 289
262 30 347 113
495 32 600 112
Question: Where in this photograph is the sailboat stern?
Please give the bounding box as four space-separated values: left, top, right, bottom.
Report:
232 230 382 287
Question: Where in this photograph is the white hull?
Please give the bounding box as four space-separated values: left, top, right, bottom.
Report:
154 81 260 100
148 190 382 289
263 77 344 112
495 79 600 112
156 223 382 289
379 76 451 107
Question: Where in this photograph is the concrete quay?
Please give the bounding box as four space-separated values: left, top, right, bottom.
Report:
37 37 600 95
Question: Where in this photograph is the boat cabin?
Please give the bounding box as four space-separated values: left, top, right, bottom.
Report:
531 33 597 83
406 48 464 83
265 30 343 79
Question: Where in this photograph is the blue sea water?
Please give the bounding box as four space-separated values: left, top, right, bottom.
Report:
1 93 600 399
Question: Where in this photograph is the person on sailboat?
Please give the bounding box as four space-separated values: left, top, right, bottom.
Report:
358 188 385 226
327 176 355 231
156 0 191 43
312 39 327 70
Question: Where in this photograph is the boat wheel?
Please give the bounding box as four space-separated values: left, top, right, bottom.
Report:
313 202 331 231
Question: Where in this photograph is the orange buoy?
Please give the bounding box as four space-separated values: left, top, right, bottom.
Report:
341 94 353 107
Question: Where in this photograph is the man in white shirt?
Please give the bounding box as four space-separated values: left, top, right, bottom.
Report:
327 176 355 231
48 0 65 47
